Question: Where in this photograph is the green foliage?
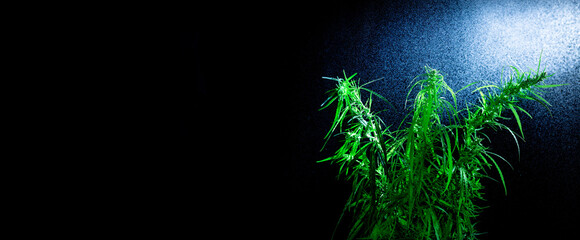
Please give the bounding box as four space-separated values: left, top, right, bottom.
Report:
319 55 564 239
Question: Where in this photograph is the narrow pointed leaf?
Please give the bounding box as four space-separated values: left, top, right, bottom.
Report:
534 83 568 88
508 104 524 139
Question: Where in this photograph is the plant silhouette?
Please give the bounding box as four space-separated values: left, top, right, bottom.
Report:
319 54 564 239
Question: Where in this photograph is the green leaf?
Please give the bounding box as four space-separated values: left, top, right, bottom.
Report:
360 77 384 88
442 130 453 193
515 105 532 119
457 81 480 94
508 104 524 139
485 151 509 195
345 71 358 81
478 90 486 106
322 76 341 81
499 123 521 161
320 96 337 110
534 83 568 88
537 49 543 74
511 66 522 81
471 84 500 94
319 154 339 163
430 208 442 240
486 151 514 170
361 87 395 110
530 91 552 106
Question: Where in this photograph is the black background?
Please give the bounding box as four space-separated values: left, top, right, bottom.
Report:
177 0 579 239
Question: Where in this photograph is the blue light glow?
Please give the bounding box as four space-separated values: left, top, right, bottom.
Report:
469 1 579 76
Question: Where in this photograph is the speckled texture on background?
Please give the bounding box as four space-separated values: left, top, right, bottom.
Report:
285 0 579 239
321 0 579 128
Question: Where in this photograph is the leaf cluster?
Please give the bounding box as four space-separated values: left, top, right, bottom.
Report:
319 55 564 240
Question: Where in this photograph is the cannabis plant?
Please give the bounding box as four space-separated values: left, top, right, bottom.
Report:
319 55 563 239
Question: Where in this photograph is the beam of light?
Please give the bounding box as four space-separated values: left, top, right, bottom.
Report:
468 1 579 77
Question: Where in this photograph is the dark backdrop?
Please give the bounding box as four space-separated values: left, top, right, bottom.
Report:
179 0 579 239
